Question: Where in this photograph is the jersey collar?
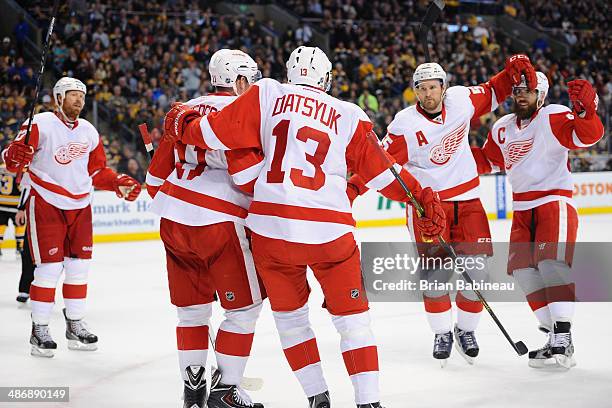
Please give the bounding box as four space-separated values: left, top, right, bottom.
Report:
54 111 79 130
416 102 446 124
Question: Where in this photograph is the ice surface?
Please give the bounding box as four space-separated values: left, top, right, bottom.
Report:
1 215 611 407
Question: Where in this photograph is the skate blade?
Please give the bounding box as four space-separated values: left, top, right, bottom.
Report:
453 341 475 365
528 358 553 368
437 358 448 368
553 354 576 369
67 339 98 351
31 345 54 358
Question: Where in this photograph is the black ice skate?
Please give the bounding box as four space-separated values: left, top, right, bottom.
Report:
207 366 264 408
433 331 453 367
550 322 576 369
453 324 479 365
30 322 57 358
16 292 29 303
528 326 554 368
63 308 98 351
183 365 207 408
308 390 330 408
357 402 385 408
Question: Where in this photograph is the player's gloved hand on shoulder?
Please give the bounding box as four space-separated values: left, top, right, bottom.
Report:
568 79 598 119
163 103 200 143
505 54 537 90
414 187 446 237
113 174 141 201
3 141 34 170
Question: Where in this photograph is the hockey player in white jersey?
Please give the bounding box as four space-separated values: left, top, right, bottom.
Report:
146 49 265 408
349 56 537 365
163 46 446 408
1 77 141 357
471 72 604 369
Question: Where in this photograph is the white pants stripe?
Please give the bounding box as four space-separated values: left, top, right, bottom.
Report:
28 196 41 265
557 201 568 262
234 224 262 304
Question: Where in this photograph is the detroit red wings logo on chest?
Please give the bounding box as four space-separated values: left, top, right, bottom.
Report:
503 138 534 170
428 123 467 165
54 142 89 165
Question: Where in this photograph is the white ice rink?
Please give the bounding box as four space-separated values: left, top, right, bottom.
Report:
1 216 611 408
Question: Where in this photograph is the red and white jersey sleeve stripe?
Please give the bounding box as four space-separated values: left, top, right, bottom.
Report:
183 85 264 152
548 107 604 149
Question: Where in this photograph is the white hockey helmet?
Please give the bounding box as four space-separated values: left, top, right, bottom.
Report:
413 62 447 87
514 71 549 109
52 77 87 107
209 49 261 93
286 46 332 92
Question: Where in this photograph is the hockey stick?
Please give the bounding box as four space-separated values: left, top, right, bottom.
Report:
15 0 60 182
418 0 445 62
138 123 155 161
366 132 528 356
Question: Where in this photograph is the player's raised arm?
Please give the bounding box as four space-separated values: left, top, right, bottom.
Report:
469 54 537 119
548 79 604 149
163 83 264 152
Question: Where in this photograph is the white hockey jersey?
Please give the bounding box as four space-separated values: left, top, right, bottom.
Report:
147 93 261 226
179 78 421 244
13 112 106 210
383 84 505 201
474 104 605 211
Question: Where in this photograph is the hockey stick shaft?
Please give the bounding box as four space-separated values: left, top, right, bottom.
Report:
23 0 60 146
138 123 155 161
15 0 60 183
418 0 445 62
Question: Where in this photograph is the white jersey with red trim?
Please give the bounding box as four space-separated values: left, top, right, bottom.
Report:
15 112 104 210
185 78 419 244
480 104 604 211
383 84 502 201
147 93 259 226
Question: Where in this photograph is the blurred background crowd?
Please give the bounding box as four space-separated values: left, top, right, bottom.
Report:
1 0 610 180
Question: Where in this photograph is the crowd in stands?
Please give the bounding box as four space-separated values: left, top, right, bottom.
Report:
1 0 609 178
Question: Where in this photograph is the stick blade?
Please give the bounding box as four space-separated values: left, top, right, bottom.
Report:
515 341 528 356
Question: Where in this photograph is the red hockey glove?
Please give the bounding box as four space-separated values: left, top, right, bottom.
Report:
114 174 141 201
568 79 598 119
505 54 537 90
3 142 34 171
163 103 200 143
414 187 446 238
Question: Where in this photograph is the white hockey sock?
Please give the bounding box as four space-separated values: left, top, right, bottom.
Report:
513 267 553 329
30 262 63 325
538 260 575 324
215 302 262 386
176 303 212 381
63 258 90 321
332 311 379 405
273 304 327 398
